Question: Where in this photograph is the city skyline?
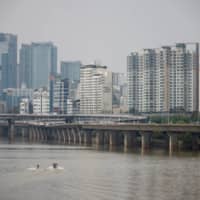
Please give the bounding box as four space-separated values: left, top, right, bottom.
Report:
0 2 200 200
1 0 200 73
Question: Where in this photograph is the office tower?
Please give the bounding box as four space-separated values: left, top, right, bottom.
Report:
112 72 127 113
60 61 81 113
0 33 17 90
32 42 57 89
52 76 70 114
19 42 57 89
80 65 112 114
60 61 81 82
19 44 32 88
16 64 20 88
33 87 49 113
112 72 126 87
127 43 199 113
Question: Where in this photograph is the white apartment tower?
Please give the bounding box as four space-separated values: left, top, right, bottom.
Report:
127 43 199 113
20 98 30 114
33 88 49 113
80 65 112 114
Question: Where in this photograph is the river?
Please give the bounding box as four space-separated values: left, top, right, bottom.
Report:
0 138 199 200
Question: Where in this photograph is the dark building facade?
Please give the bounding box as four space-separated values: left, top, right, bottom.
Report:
19 42 57 89
0 33 17 91
60 61 81 82
49 75 70 114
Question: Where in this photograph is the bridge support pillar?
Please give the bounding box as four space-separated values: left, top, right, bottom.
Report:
56 129 61 143
21 127 26 138
103 131 109 146
33 127 37 142
192 133 199 151
39 128 43 141
67 128 74 144
0 127 3 137
44 128 49 142
66 129 71 144
124 132 137 150
168 133 178 153
40 128 44 141
79 131 84 145
36 127 40 141
28 127 33 142
66 129 70 144
61 129 66 144
72 128 79 144
109 131 121 148
141 132 152 152
96 131 104 146
74 128 82 145
84 131 92 145
8 119 15 141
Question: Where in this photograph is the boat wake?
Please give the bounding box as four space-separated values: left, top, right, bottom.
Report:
46 166 64 170
27 166 64 171
27 167 40 171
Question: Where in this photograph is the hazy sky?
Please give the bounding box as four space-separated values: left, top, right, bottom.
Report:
0 0 200 72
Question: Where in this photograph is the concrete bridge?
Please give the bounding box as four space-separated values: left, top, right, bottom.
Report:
0 113 147 122
2 121 199 153
0 113 146 140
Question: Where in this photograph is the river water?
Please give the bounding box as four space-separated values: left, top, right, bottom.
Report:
0 138 199 200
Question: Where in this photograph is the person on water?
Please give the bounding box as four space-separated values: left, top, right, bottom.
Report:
52 163 58 169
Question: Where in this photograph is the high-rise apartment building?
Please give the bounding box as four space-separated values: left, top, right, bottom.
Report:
60 61 81 82
51 76 70 114
19 42 57 89
0 33 17 91
127 43 199 113
80 65 112 114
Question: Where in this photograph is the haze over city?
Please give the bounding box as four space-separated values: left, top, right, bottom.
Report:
1 0 200 72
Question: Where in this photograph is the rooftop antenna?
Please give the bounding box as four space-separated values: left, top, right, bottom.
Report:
94 59 101 66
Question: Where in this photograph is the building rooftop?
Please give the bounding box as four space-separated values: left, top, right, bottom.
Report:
81 64 107 69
